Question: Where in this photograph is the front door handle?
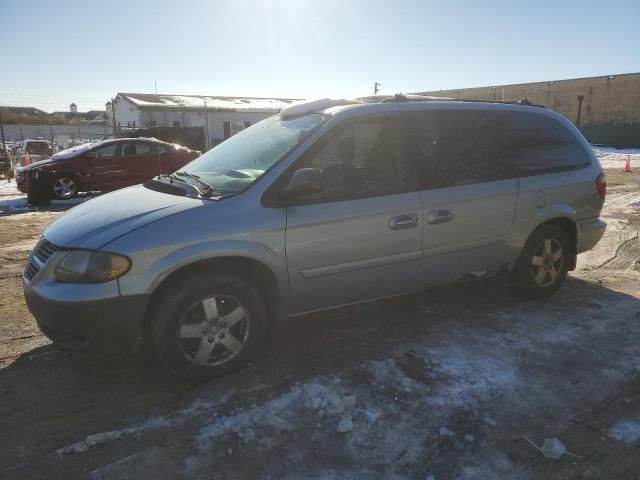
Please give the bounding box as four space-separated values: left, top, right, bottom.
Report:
427 209 454 225
389 214 419 230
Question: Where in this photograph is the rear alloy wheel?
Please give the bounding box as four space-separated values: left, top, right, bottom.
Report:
530 238 564 288
151 273 267 380
510 225 571 298
52 177 77 200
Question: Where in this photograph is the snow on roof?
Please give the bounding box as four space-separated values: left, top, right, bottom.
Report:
118 93 298 112
280 98 363 118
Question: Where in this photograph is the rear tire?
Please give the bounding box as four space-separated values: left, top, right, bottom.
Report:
150 272 267 381
510 225 571 299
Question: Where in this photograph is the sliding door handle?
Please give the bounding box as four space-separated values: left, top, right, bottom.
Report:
427 209 454 225
389 214 419 230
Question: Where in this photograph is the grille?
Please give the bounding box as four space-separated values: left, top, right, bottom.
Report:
34 240 58 263
24 238 60 281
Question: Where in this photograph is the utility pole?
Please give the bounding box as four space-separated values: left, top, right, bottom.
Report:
576 95 585 129
0 108 7 156
111 97 117 134
374 82 381 95
203 99 210 151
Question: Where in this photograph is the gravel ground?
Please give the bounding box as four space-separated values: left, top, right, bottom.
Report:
0 167 639 480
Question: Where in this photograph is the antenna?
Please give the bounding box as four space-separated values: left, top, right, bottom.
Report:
374 82 381 95
154 81 158 94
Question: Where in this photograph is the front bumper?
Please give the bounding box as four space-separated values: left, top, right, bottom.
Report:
16 173 27 193
23 277 149 352
577 217 607 254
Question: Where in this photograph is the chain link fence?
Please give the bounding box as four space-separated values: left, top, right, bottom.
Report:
0 119 113 180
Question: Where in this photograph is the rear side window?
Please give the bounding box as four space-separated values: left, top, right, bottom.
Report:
501 111 591 175
134 142 153 155
151 143 167 154
26 142 50 154
404 109 591 189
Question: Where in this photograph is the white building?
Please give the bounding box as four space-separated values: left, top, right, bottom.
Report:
106 93 298 146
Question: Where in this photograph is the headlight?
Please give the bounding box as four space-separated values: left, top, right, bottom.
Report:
55 250 131 283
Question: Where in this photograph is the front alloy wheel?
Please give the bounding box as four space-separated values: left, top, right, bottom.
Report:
151 273 267 380
53 177 77 200
178 295 249 366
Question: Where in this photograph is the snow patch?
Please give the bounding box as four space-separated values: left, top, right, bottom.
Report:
56 396 230 455
51 142 98 160
608 419 640 444
594 146 640 169
196 380 359 450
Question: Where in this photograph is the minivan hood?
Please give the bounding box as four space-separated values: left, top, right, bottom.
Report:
44 185 206 249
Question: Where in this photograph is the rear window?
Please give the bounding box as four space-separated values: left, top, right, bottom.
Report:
26 142 50 153
404 109 591 189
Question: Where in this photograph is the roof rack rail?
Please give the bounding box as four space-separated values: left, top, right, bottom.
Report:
445 97 546 108
377 93 545 108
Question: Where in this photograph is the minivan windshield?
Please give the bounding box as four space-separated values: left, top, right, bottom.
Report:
180 113 328 194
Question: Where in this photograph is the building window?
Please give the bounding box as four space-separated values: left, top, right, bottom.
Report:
244 121 252 128
133 121 136 127
230 122 244 136
173 121 181 127
149 121 157 127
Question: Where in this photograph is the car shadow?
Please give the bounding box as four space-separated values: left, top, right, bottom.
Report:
1 275 639 475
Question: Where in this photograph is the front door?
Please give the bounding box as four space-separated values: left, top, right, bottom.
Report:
284 115 423 314
85 142 126 191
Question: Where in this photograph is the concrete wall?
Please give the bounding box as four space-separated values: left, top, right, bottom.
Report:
417 72 640 126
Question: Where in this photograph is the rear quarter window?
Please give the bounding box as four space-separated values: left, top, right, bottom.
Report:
404 109 591 190
501 111 591 175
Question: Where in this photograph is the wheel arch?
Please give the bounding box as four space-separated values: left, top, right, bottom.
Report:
143 255 283 339
52 170 82 191
523 216 578 271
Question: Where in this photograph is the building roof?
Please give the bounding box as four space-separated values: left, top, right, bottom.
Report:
117 93 299 112
1 106 48 116
51 110 106 120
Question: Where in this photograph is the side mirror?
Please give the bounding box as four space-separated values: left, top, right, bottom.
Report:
280 168 320 198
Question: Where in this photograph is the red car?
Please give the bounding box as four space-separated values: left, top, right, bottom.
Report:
16 138 200 200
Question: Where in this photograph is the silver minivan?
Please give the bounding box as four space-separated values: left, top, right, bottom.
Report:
23 97 607 379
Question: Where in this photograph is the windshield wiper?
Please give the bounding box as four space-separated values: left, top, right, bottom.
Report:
173 171 222 197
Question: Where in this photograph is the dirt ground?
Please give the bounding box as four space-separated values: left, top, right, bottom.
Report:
0 168 639 480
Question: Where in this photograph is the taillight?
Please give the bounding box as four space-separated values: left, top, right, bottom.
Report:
595 173 606 200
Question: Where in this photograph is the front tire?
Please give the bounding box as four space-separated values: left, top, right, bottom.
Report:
150 272 267 380
52 176 78 200
510 225 571 299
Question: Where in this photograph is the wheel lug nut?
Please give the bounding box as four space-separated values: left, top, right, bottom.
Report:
208 337 214 343
220 322 226 328
219 333 226 339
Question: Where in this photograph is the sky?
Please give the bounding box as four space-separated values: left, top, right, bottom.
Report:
1 0 639 112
